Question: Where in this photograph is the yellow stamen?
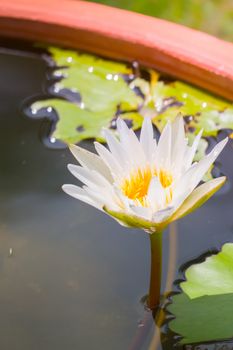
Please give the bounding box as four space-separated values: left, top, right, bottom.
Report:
122 167 152 202
159 169 173 188
121 167 173 205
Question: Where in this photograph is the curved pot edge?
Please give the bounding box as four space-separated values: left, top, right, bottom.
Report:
0 0 232 100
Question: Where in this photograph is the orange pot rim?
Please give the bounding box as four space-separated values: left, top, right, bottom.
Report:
0 0 232 100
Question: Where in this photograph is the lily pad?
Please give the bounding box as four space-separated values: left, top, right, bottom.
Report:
31 100 143 144
29 46 233 154
48 47 142 113
181 243 233 299
142 81 233 137
31 47 144 144
47 47 132 76
168 293 233 344
167 243 233 344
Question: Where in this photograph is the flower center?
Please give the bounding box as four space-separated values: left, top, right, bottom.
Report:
121 167 173 204
121 167 152 202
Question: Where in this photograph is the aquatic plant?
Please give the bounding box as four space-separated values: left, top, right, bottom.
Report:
30 47 233 151
168 243 233 344
63 116 227 309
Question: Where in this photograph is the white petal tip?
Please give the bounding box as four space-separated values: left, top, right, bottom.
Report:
215 176 227 185
69 143 80 156
62 184 73 195
67 163 74 171
213 137 228 157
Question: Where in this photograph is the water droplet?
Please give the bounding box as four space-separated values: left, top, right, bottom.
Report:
80 102 85 109
182 93 188 98
113 75 119 81
110 117 117 129
54 71 63 78
50 137 56 143
47 107 52 113
184 115 193 123
132 61 140 76
54 86 60 93
202 102 207 108
128 74 135 81
67 56 73 63
88 66 94 73
106 73 113 80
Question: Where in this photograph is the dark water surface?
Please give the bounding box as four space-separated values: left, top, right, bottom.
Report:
0 45 233 350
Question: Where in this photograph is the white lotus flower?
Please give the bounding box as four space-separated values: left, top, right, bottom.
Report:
62 117 227 233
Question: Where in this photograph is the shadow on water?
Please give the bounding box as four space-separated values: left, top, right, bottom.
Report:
0 41 233 349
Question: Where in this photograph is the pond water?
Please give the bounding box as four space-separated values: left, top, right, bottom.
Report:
0 43 233 350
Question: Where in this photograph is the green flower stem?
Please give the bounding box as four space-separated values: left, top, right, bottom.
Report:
148 231 163 310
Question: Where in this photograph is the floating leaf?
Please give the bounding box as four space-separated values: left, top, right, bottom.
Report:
181 243 233 299
53 66 141 113
31 47 145 144
145 81 233 136
31 100 143 144
49 47 142 112
168 293 233 344
197 109 233 136
31 100 113 144
29 46 233 161
167 243 233 344
47 47 132 76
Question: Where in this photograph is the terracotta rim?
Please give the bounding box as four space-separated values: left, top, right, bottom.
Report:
0 0 232 100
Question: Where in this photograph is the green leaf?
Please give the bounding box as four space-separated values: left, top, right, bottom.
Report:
148 81 233 137
181 243 233 299
48 47 132 76
168 293 233 344
31 47 144 144
30 46 233 154
167 243 233 344
50 47 142 113
198 109 233 136
31 99 113 144
139 81 233 174
31 99 143 144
